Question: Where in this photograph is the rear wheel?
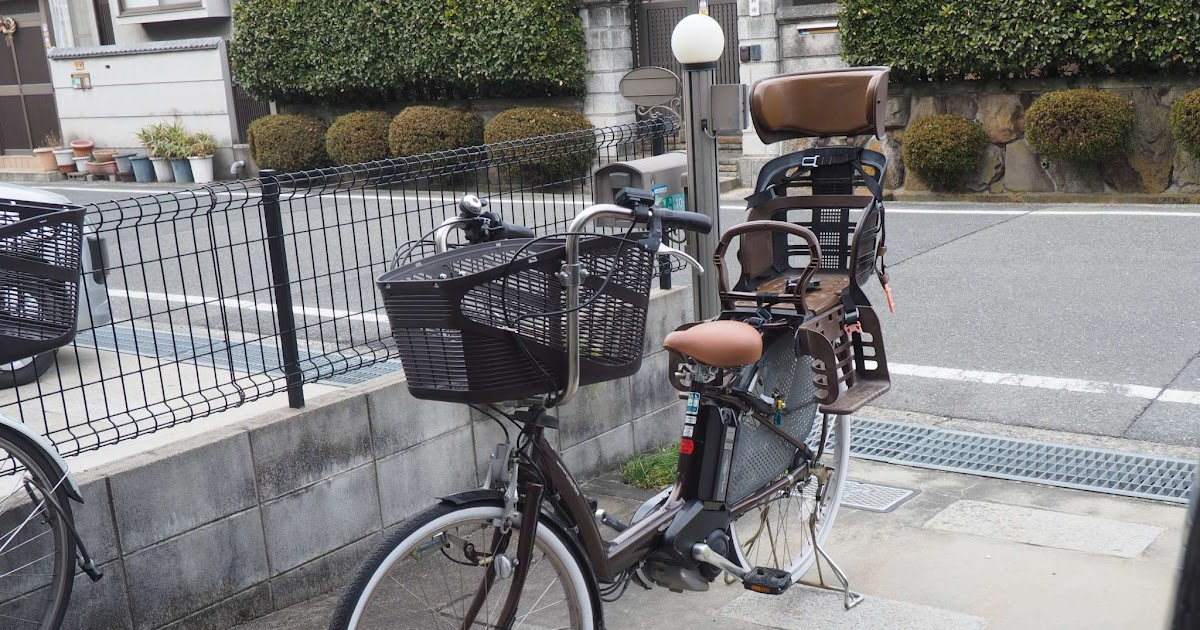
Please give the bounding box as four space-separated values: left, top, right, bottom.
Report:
0 426 76 629
730 413 850 580
330 502 595 630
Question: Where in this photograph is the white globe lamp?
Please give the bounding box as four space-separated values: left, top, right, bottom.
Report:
670 14 725 65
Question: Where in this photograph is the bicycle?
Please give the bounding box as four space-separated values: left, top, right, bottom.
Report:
0 196 104 629
331 166 890 628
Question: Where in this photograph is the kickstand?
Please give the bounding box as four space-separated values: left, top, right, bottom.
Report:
797 520 863 610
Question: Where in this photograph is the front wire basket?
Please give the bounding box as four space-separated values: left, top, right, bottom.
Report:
0 199 87 364
378 234 655 403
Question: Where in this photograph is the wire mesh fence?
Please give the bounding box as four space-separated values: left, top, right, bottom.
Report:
0 117 681 458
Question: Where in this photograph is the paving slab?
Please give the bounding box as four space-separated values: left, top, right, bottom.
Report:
721 586 987 630
923 499 1164 558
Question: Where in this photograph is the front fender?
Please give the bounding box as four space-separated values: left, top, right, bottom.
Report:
0 414 83 502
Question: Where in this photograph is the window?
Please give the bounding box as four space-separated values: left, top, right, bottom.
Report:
118 0 202 15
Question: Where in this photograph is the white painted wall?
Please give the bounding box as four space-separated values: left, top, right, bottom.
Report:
47 39 237 173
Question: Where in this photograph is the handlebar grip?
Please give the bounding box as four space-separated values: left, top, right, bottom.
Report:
501 223 535 239
653 209 713 234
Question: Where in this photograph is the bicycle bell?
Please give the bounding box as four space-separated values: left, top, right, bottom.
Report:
458 194 489 217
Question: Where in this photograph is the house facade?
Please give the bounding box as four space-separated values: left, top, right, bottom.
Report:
1 0 267 174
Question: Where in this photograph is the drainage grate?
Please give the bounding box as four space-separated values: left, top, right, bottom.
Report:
842 480 919 513
849 418 1196 504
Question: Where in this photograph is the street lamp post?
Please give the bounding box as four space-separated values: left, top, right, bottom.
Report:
671 14 725 320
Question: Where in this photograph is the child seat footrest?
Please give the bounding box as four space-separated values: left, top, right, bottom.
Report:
797 305 890 415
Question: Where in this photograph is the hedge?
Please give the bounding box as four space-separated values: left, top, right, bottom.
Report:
841 0 1200 81
230 0 585 103
248 114 328 173
901 115 989 191
326 111 392 166
485 108 596 183
1026 89 1134 163
389 106 484 157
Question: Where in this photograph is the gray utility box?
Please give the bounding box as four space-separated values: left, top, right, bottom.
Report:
593 151 688 211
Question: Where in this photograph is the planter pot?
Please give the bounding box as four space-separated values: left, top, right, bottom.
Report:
118 173 136 183
33 147 58 172
150 157 175 183
52 148 75 173
72 156 90 172
113 153 135 174
92 149 117 164
70 140 94 158
130 156 155 183
86 160 118 177
188 155 215 184
170 158 194 184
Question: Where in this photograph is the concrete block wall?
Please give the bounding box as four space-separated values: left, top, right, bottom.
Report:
61 286 691 629
580 0 637 129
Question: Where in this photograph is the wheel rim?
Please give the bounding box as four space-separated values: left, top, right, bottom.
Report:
348 506 591 630
0 436 73 629
730 413 850 580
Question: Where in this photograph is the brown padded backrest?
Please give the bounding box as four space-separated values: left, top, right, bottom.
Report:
750 67 890 144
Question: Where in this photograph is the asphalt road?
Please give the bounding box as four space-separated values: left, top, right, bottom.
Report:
31 182 1200 448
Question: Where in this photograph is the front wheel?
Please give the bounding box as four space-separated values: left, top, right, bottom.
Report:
0 425 77 629
330 502 595 630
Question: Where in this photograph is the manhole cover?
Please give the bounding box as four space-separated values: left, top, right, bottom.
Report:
842 480 919 513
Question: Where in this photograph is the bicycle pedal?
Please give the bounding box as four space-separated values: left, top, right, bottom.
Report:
742 567 792 595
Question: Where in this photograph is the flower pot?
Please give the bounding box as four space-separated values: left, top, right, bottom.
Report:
150 157 175 183
86 160 118 177
70 140 94 158
188 155 215 184
33 147 58 172
72 156 90 172
92 149 117 164
52 148 75 173
118 173 136 183
170 158 194 184
130 156 155 183
113 153 135 174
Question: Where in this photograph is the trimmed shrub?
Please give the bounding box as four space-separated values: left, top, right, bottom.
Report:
841 0 1200 81
230 0 585 103
901 115 989 191
1171 89 1200 160
325 111 392 165
248 114 329 173
484 107 595 183
388 106 484 157
1025 89 1134 163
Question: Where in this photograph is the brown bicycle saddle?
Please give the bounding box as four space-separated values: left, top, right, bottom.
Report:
662 320 762 368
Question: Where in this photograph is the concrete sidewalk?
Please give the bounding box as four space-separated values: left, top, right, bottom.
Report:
235 458 1184 630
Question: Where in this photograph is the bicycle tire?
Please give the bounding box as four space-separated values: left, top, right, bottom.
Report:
729 413 850 581
330 501 595 630
0 425 76 630
1172 468 1200 629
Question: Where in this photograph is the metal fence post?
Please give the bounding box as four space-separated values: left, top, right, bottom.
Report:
653 119 672 290
259 169 305 408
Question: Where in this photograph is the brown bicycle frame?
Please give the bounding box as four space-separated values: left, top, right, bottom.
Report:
519 399 815 583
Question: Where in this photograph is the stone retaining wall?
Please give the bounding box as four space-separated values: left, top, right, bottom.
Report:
880 77 1200 195
57 287 690 630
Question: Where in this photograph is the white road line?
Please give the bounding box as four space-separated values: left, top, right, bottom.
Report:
890 362 1200 406
108 288 388 324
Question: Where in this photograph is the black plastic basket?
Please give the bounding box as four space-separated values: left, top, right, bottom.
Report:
378 235 655 403
0 199 87 364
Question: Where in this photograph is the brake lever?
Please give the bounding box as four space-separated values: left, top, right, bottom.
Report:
657 243 704 275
